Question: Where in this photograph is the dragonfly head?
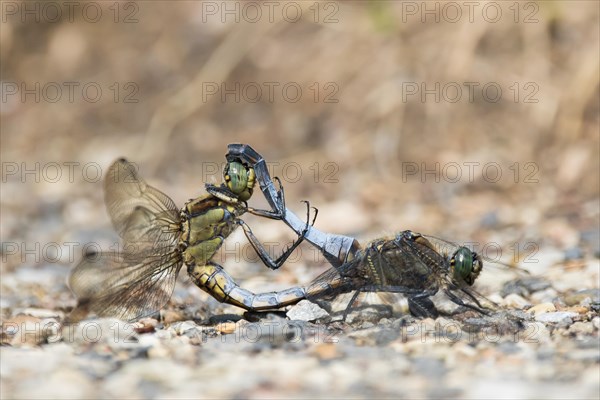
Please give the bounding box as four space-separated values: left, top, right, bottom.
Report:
224 161 255 201
450 247 482 286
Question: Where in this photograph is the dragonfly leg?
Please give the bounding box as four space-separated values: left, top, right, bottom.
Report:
444 289 490 315
187 262 306 311
341 289 363 321
407 293 439 319
355 285 439 319
246 177 287 219
238 201 317 270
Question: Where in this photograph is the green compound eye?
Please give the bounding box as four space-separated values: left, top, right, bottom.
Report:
452 247 473 283
225 161 248 194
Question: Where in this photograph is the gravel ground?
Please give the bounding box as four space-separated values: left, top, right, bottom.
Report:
1 243 598 398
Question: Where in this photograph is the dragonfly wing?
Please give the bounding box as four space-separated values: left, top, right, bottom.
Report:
416 234 460 259
305 266 345 301
104 159 180 241
305 257 364 301
120 206 180 255
381 237 440 288
68 250 182 322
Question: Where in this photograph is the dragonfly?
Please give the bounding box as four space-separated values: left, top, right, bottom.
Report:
302 230 492 320
228 144 498 320
67 155 317 322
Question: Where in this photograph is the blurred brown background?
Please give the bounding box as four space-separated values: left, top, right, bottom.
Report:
1 0 599 310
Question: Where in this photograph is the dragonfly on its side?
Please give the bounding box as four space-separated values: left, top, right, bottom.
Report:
67 155 316 322
302 230 493 320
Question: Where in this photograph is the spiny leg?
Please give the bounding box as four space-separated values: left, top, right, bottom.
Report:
187 262 306 311
340 284 429 322
444 289 490 315
407 293 439 319
238 200 317 270
375 286 439 319
347 285 439 319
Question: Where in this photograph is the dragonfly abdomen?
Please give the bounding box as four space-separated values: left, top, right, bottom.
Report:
188 262 306 311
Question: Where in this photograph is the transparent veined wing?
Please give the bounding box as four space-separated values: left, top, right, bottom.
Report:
68 158 183 322
413 234 461 261
68 249 183 322
104 159 180 246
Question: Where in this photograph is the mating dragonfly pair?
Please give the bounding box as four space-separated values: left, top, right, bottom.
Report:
68 144 491 322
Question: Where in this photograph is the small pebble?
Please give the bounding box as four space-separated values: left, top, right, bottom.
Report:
564 247 584 261
134 318 158 334
161 310 186 324
171 320 197 335
564 306 589 315
527 303 556 315
535 311 578 324
286 300 329 322
569 322 594 336
19 308 64 319
155 329 175 340
216 322 237 334
503 293 531 309
530 288 558 304
502 277 552 297
563 289 600 306
312 343 341 360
